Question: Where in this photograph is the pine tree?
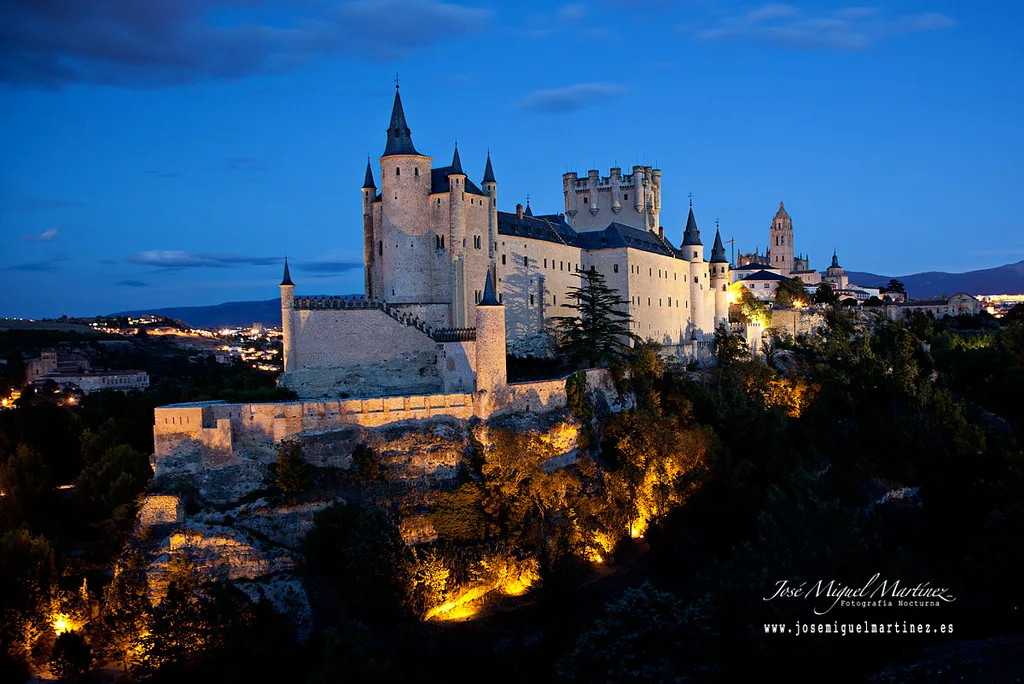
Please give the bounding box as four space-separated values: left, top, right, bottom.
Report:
274 439 308 498
552 270 639 368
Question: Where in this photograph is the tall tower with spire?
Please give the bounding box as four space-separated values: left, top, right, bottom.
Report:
769 200 795 275
710 227 730 329
377 83 433 303
682 198 712 338
280 258 296 373
481 151 498 269
361 158 377 299
474 270 506 414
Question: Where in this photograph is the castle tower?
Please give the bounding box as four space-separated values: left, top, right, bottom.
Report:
710 228 730 330
561 164 661 232
448 143 470 326
378 84 433 303
682 202 708 338
361 159 376 299
280 258 296 373
474 271 506 411
769 200 794 275
482 151 498 265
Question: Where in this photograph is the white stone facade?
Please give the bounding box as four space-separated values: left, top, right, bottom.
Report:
280 88 730 395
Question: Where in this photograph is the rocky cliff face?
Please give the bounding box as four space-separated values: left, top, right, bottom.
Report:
132 405 592 643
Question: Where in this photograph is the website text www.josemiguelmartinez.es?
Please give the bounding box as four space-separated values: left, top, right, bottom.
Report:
764 621 954 636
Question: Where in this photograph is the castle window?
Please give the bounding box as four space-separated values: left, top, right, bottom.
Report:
502 254 506 265
475 290 481 303
396 167 400 176
524 255 528 267
659 299 662 306
378 241 383 256
723 284 727 291
544 258 548 267
560 261 564 271
692 251 697 259
583 196 588 204
624 193 628 200
499 294 503 303
648 298 651 305
553 295 557 305
414 168 419 177
668 297 672 306
649 268 652 276
530 294 535 306
613 264 618 273
473 235 480 249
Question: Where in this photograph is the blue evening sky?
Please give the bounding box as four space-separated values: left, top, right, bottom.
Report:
1 0 1021 318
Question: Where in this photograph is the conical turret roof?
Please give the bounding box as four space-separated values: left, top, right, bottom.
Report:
710 229 728 263
482 152 496 184
281 258 294 286
383 87 420 156
479 269 500 306
362 158 376 189
681 206 702 247
450 143 464 175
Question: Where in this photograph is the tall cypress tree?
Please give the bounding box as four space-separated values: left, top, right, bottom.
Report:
552 270 639 368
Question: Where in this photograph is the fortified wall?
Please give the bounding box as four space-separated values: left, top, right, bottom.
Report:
153 368 614 467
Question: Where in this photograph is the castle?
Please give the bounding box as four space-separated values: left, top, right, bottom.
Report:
279 85 731 399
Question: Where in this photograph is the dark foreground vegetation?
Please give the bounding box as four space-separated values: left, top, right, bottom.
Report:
2 304 1023 682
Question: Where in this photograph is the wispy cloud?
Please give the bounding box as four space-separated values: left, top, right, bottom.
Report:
115 280 148 287
516 83 626 113
3 257 68 272
691 4 955 50
126 250 281 270
22 228 59 242
1 0 493 89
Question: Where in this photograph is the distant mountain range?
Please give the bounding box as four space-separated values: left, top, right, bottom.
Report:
114 261 1024 328
847 260 1024 299
114 299 289 329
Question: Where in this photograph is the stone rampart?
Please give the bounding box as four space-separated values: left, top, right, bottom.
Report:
153 370 615 468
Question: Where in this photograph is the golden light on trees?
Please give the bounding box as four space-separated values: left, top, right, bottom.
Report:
51 613 77 635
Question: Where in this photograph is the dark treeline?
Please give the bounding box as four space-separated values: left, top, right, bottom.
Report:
0 330 294 681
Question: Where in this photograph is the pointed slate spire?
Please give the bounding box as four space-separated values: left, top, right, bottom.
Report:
362 157 376 189
383 85 420 156
281 257 294 286
681 206 702 246
479 269 500 306
482 151 496 184
710 229 728 263
524 196 533 216
450 142 464 175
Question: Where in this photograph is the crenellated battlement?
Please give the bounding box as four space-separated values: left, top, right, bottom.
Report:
562 165 661 233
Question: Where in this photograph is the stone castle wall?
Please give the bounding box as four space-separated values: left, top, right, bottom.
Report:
153 369 614 469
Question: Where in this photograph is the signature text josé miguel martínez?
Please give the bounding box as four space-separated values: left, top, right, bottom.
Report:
764 573 956 615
